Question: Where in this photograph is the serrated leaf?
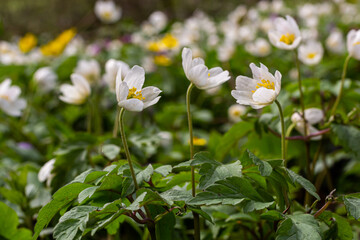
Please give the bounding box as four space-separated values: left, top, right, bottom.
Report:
155 165 172 177
247 150 273 176
243 200 274 213
136 164 154 183
53 206 97 240
160 189 192 205
261 210 285 221
344 196 360 220
332 124 360 159
276 214 321 240
286 169 320 200
32 182 93 240
78 186 99 203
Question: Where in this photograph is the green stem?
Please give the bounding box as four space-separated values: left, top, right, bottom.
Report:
294 50 307 135
186 83 200 240
275 100 286 161
113 106 120 138
119 108 139 190
329 54 351 119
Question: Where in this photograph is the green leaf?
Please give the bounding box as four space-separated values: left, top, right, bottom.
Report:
102 144 121 160
187 206 213 223
261 210 285 221
243 200 274 213
71 169 107 184
332 124 360 159
0 201 18 239
78 186 99 204
276 214 321 240
136 164 154 184
154 165 172 177
247 150 273 176
286 169 320 200
215 121 254 161
0 187 26 207
32 182 93 240
53 206 97 240
344 196 360 220
160 189 192 205
198 160 243 190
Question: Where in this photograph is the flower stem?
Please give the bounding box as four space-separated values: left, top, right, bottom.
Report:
294 50 307 135
275 100 286 161
119 107 139 190
113 106 120 138
329 54 351 119
186 82 200 240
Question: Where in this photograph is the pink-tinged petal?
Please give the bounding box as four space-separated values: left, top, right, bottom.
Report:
124 65 145 90
143 96 161 109
119 98 144 112
252 87 276 104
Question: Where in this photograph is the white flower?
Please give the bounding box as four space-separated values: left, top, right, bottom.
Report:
74 59 101 84
59 74 91 105
38 159 55 187
326 30 345 54
182 47 230 90
217 41 235 62
231 63 282 109
245 38 271 57
228 104 247 123
116 65 161 112
103 59 130 91
298 41 323 66
291 108 324 140
33 67 57 92
94 0 121 24
268 15 302 50
148 11 168 32
346 29 360 60
0 79 26 116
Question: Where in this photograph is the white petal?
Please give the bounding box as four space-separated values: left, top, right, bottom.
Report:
71 74 91 96
188 64 208 87
304 108 324 124
143 96 161 109
252 87 276 104
119 99 144 112
182 47 192 77
142 86 162 102
117 82 129 102
124 65 145 90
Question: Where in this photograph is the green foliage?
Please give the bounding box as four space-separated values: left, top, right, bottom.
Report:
276 214 321 240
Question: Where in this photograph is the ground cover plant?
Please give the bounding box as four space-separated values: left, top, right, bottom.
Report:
1 0 360 239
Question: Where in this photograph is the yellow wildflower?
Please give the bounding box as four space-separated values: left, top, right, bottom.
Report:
192 137 207 146
18 33 37 53
40 28 76 56
154 55 171 66
161 34 178 49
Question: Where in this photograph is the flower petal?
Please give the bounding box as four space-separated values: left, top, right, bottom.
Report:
252 87 276 104
119 98 144 112
124 65 145 90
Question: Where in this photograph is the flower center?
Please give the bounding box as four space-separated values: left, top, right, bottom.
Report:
0 95 10 101
102 11 112 20
127 87 145 100
232 110 241 116
353 41 360 46
307 53 316 59
252 79 275 93
279 33 295 45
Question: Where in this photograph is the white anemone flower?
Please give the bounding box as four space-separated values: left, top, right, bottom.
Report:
346 29 360 60
94 1 121 24
103 59 130 91
182 47 230 90
268 15 302 50
33 67 57 92
116 65 161 112
298 41 323 66
59 74 91 105
291 108 324 140
326 30 345 54
245 38 271 57
74 59 101 84
231 63 282 109
0 79 26 117
38 159 55 187
148 11 168 32
228 104 247 123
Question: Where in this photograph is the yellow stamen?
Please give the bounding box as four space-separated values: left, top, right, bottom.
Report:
127 87 145 100
307 53 316 59
251 79 275 93
279 33 295 45
353 41 360 46
0 95 10 101
191 137 207 146
208 73 210 77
